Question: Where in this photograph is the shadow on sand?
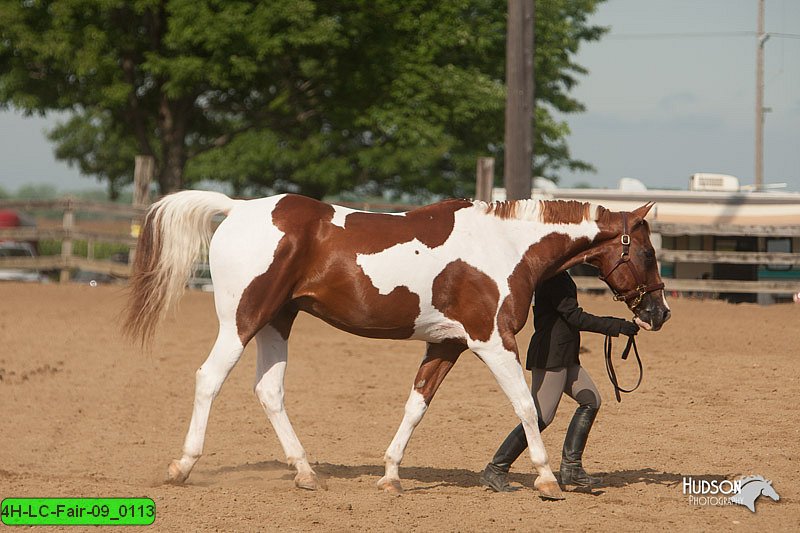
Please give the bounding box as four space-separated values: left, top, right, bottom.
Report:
196 461 707 494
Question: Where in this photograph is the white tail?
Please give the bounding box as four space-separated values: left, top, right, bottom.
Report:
124 190 239 345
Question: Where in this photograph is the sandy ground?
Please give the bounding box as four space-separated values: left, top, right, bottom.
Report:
1 283 798 532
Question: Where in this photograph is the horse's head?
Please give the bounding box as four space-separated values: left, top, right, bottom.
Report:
590 203 671 331
761 480 780 502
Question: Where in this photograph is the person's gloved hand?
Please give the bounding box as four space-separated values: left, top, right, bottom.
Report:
619 320 640 336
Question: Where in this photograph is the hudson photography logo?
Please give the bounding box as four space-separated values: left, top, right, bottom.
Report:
682 475 780 512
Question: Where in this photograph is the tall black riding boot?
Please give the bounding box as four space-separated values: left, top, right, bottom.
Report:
480 418 547 492
560 405 602 487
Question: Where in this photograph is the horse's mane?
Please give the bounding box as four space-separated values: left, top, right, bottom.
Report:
478 199 613 225
738 475 768 486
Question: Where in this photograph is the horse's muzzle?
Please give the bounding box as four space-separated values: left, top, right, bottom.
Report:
634 293 671 331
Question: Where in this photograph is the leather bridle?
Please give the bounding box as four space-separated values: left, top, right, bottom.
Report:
597 211 664 402
597 212 665 309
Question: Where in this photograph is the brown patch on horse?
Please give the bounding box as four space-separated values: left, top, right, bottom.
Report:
496 233 591 353
294 284 421 340
431 260 500 342
123 205 164 346
235 196 334 343
235 195 472 344
539 200 591 224
484 200 519 220
270 307 299 340
412 342 467 404
345 198 471 249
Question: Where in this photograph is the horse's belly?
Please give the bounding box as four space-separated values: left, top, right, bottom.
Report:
294 295 417 340
293 295 467 343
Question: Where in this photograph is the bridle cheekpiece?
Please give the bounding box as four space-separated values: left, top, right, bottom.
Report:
598 212 665 309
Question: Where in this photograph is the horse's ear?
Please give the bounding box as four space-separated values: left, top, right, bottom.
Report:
633 202 655 220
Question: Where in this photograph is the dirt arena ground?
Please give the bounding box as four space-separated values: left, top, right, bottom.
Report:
1 283 798 531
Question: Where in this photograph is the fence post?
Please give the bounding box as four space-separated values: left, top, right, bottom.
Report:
475 157 495 203
131 155 155 267
59 199 74 283
133 155 155 208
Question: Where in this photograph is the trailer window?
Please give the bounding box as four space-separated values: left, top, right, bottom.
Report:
765 238 792 271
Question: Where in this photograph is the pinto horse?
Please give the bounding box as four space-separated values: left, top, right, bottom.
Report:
124 191 670 500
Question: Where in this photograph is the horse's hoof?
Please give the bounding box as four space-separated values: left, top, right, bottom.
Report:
294 471 322 491
536 479 565 500
377 476 404 495
166 460 188 484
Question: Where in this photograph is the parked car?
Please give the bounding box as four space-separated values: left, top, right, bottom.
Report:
70 251 129 286
70 269 122 286
0 242 44 282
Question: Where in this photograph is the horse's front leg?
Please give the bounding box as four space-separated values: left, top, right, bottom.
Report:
378 341 466 494
472 338 564 500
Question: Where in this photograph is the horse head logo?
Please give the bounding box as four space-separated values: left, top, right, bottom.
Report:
730 475 780 512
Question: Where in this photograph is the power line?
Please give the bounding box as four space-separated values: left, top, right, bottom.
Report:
607 31 756 39
770 32 800 39
607 31 800 40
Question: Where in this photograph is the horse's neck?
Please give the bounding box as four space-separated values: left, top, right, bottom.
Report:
470 202 602 280
508 235 591 297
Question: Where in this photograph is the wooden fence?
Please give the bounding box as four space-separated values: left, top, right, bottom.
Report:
0 198 144 281
649 220 800 296
2 197 798 296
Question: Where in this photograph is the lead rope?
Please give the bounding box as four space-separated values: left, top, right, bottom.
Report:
604 333 643 402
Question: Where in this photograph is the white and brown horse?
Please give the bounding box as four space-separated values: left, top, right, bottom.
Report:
124 191 670 500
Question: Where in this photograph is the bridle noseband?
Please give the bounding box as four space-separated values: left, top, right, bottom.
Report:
597 212 665 309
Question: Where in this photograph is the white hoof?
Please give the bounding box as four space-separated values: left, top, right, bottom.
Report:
295 471 323 490
377 476 404 495
166 459 189 484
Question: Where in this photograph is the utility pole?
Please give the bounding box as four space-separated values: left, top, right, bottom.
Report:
755 0 768 189
504 0 534 200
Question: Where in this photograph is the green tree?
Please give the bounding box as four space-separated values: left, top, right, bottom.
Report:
47 110 139 200
1 0 605 199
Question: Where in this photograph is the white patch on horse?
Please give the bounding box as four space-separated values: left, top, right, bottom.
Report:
356 205 601 342
382 389 428 482
330 204 407 228
209 195 288 319
330 205 358 228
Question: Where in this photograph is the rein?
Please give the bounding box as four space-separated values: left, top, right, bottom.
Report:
604 333 643 402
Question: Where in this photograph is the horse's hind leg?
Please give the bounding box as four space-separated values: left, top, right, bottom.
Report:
378 342 465 494
167 323 244 484
253 316 320 490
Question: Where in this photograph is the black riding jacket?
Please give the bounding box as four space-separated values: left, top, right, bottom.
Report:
526 271 627 370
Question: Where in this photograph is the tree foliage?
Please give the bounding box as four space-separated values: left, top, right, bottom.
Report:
0 0 606 199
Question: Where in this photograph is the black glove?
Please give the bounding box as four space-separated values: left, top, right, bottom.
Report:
619 320 640 336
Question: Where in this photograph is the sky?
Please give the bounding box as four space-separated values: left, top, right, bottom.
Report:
0 0 798 195
556 0 800 191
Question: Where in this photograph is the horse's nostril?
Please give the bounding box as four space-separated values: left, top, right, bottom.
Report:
662 308 671 322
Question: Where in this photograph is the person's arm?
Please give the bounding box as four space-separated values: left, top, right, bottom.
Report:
546 276 638 337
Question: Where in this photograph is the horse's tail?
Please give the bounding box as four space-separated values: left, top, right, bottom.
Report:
123 190 239 346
